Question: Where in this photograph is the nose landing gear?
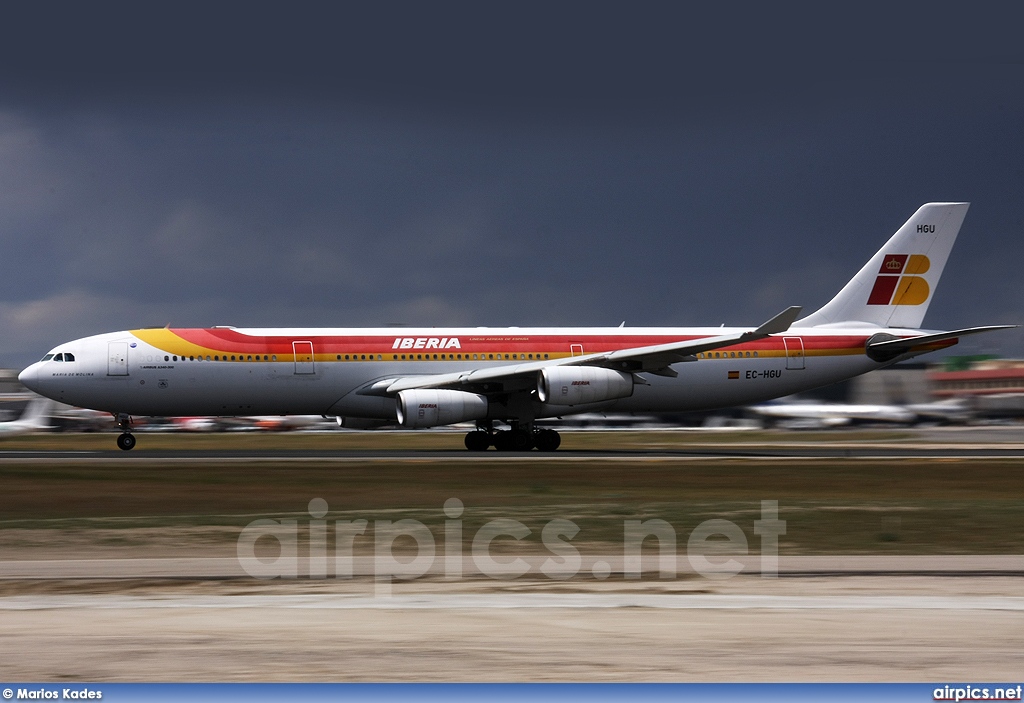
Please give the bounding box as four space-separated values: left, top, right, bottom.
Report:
114 413 136 451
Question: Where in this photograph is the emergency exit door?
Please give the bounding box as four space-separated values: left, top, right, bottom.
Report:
293 341 315 374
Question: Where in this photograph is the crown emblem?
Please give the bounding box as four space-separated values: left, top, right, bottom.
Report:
885 259 902 271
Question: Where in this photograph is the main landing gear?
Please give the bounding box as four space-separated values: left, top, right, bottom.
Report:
114 414 136 451
464 425 561 452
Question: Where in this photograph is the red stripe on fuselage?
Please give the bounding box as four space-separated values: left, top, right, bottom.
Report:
166 329 878 356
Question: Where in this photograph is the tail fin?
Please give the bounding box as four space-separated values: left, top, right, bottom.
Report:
798 203 969 329
18 396 52 429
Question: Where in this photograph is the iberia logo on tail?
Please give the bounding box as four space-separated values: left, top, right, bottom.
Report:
867 254 931 305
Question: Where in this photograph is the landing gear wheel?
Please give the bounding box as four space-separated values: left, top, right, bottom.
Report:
464 430 491 451
509 429 534 451
492 431 513 452
116 433 136 451
535 429 561 452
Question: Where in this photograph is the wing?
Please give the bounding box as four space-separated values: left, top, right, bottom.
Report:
369 306 803 395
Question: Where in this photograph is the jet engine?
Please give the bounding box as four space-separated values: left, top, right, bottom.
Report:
396 389 488 428
537 367 634 406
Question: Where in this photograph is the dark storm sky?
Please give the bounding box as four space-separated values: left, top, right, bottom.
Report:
2 3 1023 368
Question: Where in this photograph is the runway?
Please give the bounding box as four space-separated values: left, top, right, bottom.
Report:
4 426 1024 461
2 443 1023 461
2 430 1022 681
3 592 1024 611
2 555 1023 579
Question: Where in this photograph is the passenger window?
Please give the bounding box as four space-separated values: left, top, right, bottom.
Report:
165 356 170 362
272 355 277 361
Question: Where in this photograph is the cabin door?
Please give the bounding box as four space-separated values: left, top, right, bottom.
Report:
783 337 805 370
107 342 129 376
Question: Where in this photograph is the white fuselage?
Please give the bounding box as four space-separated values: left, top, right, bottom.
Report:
17 324 944 422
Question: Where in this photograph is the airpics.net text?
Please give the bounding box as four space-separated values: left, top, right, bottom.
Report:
236 498 786 594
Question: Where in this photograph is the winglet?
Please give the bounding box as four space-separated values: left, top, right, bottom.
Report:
753 306 803 336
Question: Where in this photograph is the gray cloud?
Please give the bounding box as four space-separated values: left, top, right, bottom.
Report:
0 6 1023 368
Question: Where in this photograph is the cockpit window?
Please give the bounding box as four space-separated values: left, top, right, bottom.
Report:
53 354 65 362
63 353 75 362
41 354 54 362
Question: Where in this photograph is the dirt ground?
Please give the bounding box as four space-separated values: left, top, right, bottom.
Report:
0 575 1021 681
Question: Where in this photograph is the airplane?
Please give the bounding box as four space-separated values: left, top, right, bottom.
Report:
17 202 1014 452
748 397 974 428
0 395 53 438
748 400 918 427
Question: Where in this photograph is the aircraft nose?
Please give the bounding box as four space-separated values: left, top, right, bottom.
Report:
18 364 41 393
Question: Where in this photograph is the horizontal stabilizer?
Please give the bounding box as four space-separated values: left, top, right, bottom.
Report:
866 325 1016 362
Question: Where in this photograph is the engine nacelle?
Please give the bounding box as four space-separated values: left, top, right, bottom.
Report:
537 367 634 406
396 389 488 428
